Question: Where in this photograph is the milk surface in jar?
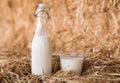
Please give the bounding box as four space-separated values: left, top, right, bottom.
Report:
31 4 52 75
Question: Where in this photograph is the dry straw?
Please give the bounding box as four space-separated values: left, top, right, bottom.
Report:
0 0 120 82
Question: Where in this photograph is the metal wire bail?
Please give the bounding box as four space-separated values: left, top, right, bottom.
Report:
34 4 50 19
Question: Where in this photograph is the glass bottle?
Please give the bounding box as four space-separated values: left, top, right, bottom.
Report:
31 4 52 75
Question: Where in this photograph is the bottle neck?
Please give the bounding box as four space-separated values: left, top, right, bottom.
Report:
35 17 47 36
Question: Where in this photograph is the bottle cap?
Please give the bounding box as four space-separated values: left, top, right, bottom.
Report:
38 4 47 9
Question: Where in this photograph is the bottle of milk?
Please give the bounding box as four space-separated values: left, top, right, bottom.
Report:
31 4 52 75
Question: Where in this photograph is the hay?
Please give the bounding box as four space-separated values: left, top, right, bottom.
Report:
0 0 120 82
0 50 120 83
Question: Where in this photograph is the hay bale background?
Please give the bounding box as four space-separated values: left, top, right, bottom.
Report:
0 0 120 54
0 0 120 82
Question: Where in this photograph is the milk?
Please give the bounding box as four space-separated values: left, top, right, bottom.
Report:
60 55 84 75
31 4 52 75
32 35 52 75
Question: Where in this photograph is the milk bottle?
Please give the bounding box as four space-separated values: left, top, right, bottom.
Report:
31 4 52 75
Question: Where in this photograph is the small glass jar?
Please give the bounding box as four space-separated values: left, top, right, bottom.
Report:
60 52 84 75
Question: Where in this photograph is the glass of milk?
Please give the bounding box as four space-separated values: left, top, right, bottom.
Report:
60 53 84 75
31 4 52 75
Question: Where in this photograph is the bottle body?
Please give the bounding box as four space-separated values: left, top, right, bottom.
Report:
31 35 52 75
31 4 52 75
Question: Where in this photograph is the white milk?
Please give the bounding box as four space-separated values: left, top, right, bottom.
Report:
32 35 52 75
31 4 52 75
60 55 84 75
